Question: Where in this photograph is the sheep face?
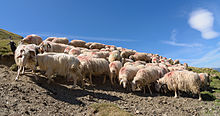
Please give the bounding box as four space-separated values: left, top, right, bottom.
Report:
155 81 162 92
120 78 127 88
39 42 51 53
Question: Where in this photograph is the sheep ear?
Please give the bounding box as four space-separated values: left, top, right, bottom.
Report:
120 80 123 85
47 43 51 48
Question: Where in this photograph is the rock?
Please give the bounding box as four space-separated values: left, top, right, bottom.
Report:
147 97 153 101
135 110 140 114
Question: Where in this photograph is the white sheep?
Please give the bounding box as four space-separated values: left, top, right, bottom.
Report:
39 41 68 53
14 43 38 80
108 50 121 62
132 66 161 95
36 53 84 88
51 37 69 44
199 73 210 89
89 42 105 49
109 61 122 85
69 40 86 47
155 71 202 100
129 52 151 62
22 34 43 45
120 50 136 59
119 65 141 90
46 37 56 42
77 56 110 85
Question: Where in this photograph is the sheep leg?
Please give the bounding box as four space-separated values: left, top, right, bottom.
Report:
143 86 146 94
72 77 78 88
198 92 202 101
147 84 152 95
102 75 106 84
15 66 22 81
46 70 53 84
32 66 38 81
89 74 93 85
77 71 85 88
21 66 25 74
110 73 114 85
174 89 178 98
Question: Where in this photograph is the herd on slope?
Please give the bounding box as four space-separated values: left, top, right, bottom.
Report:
13 34 210 101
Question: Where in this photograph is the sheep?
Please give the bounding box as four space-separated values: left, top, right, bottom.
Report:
69 40 86 47
145 63 159 67
64 46 75 53
132 66 161 95
45 37 55 42
155 71 202 100
83 51 109 59
120 49 136 59
105 45 117 50
152 57 159 63
183 63 188 69
120 50 136 64
122 58 134 65
118 65 141 90
89 42 105 49
68 47 81 56
36 53 84 88
22 34 43 45
14 43 38 80
85 42 93 48
173 59 180 64
39 41 68 53
129 52 151 62
77 56 110 85
109 61 122 85
167 64 186 72
108 50 121 62
51 37 69 44
167 58 174 64
124 61 146 67
199 73 210 89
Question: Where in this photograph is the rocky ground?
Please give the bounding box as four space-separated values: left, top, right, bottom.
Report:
0 64 219 116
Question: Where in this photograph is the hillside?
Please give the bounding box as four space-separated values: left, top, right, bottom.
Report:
0 29 23 55
0 29 23 40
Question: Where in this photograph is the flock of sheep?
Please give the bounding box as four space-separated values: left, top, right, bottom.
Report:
14 34 210 101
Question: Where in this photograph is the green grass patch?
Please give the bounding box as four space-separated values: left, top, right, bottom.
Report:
0 28 23 55
188 67 220 101
90 103 132 116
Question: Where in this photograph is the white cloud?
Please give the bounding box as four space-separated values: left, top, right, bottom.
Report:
179 47 220 68
189 9 219 39
163 29 203 47
163 41 202 47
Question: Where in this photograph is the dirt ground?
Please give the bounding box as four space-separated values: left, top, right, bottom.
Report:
0 64 219 116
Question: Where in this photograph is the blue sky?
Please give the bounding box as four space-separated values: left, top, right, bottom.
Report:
1 0 220 68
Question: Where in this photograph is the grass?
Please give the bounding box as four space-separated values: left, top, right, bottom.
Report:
90 103 132 116
188 67 220 101
0 28 23 55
